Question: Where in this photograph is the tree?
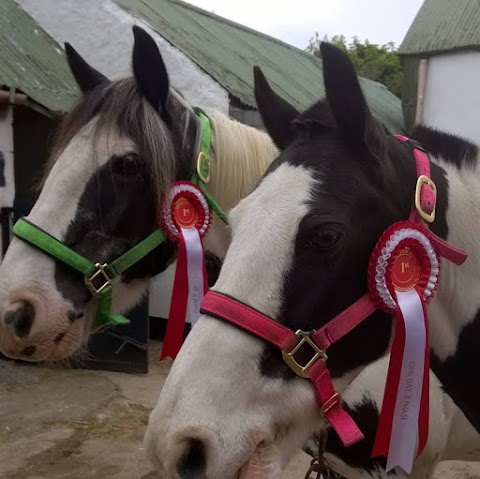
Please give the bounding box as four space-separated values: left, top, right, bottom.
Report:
306 33 403 98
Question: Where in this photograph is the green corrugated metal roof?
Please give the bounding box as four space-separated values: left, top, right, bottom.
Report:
116 0 405 133
399 0 480 56
0 0 79 112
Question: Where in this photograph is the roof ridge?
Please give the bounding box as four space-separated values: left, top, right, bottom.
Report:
167 0 316 60
160 0 389 89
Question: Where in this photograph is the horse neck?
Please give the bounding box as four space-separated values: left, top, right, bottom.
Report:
428 154 480 351
206 110 279 213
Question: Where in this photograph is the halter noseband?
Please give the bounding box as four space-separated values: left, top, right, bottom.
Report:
200 136 468 456
11 111 227 331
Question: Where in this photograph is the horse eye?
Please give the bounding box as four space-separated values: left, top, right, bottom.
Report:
111 153 140 176
306 229 342 250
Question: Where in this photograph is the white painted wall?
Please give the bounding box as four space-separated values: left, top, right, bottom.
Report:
422 51 480 144
0 106 14 262
17 0 230 113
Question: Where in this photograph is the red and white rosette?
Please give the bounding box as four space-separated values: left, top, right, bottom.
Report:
369 221 439 474
159 181 212 360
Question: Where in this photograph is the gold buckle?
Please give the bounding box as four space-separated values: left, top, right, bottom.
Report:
414 175 437 223
282 330 327 379
196 151 211 184
84 263 112 298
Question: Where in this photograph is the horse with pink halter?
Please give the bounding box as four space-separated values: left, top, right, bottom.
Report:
145 42 480 478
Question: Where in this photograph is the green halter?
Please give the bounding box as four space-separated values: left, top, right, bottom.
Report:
12 111 227 331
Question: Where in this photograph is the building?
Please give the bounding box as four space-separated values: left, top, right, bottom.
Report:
399 0 480 143
18 0 404 132
0 0 78 258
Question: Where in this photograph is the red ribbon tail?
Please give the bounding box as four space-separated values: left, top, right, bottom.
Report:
417 300 430 456
160 232 189 360
372 311 406 458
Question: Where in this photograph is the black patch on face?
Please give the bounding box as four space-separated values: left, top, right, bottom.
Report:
431 309 480 434
258 105 450 385
4 301 35 338
54 152 176 310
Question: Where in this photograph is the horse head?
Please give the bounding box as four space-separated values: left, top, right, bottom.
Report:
145 42 452 478
0 26 201 361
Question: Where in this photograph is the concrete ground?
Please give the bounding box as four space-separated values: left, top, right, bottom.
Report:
0 341 479 479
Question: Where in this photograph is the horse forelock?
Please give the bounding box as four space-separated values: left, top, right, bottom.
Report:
39 78 196 203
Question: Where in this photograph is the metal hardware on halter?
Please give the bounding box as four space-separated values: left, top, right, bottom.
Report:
415 175 437 223
196 151 211 184
282 330 328 379
322 393 341 415
84 263 113 297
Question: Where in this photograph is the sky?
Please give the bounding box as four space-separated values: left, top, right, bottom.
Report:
184 0 424 49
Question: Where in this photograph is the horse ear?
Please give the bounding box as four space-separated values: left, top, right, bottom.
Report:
132 25 170 118
254 66 300 150
65 43 108 93
320 42 376 144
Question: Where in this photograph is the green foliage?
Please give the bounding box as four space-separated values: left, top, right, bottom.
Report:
306 33 403 98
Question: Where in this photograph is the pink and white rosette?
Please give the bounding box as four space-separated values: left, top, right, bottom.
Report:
369 221 439 474
159 181 211 360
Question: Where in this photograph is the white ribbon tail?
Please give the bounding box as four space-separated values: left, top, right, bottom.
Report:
386 289 427 474
182 227 205 327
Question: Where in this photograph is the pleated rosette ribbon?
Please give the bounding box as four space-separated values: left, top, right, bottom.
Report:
159 181 212 360
369 221 439 473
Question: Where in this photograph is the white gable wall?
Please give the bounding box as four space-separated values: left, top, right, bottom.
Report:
17 0 229 113
421 51 480 145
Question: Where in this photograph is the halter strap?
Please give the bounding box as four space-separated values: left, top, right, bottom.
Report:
11 110 228 330
192 110 228 224
200 291 364 447
12 218 167 329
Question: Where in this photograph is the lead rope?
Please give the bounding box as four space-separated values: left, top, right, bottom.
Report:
304 431 327 479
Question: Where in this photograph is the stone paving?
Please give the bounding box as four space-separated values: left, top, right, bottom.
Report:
0 342 478 478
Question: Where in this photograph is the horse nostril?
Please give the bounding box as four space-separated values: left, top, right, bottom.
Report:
67 310 83 322
4 301 35 338
177 439 206 479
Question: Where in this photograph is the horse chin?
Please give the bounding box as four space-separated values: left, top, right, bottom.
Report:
237 441 283 479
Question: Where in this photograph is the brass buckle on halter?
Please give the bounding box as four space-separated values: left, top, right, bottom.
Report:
282 330 327 379
322 393 341 415
415 175 437 223
197 151 211 184
84 263 113 298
